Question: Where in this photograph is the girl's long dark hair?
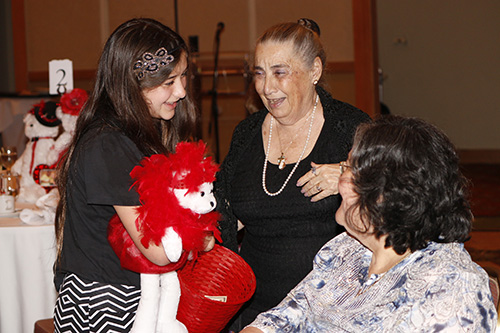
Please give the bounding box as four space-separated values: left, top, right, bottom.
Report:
55 18 197 263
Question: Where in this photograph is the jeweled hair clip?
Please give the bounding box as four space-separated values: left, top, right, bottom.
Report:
133 47 175 80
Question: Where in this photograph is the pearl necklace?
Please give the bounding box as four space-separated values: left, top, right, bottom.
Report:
262 94 319 196
276 112 313 170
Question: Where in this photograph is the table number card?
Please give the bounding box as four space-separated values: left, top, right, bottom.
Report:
49 59 74 95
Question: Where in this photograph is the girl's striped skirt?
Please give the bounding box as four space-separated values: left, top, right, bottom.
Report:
54 273 141 333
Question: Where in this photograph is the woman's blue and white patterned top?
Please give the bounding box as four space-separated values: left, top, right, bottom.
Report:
249 233 497 332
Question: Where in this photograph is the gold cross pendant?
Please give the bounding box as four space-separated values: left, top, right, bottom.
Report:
277 153 286 170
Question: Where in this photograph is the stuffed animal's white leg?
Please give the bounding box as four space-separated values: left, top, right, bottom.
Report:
131 273 160 333
155 271 187 333
17 184 47 204
161 227 182 262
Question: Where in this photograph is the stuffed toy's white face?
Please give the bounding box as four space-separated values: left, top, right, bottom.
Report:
23 113 59 139
173 182 216 215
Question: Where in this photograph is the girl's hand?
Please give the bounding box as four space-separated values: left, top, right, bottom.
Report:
203 232 216 252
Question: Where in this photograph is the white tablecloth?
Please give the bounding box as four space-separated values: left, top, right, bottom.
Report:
0 203 57 333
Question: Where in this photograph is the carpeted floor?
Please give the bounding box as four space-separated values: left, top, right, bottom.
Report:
460 164 500 266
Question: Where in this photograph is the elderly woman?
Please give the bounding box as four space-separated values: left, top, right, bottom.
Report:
215 19 370 328
241 116 497 332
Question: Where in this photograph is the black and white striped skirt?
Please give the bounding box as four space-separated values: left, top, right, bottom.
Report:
54 273 141 333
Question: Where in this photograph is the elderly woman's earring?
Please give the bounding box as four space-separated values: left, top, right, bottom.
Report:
313 80 318 85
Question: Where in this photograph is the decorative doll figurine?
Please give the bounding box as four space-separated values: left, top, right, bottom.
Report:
108 141 221 333
12 101 61 203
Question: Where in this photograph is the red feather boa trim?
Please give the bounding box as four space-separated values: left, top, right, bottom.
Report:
107 140 221 274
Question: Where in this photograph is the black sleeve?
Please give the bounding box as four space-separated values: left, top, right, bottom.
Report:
214 110 267 252
83 131 143 206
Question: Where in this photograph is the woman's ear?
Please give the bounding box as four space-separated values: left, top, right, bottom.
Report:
312 56 323 83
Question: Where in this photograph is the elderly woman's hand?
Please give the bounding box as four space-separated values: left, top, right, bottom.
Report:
297 162 342 202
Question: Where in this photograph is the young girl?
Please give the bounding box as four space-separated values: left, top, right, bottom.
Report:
53 18 213 332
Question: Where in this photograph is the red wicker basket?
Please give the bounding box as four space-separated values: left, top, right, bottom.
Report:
176 244 256 333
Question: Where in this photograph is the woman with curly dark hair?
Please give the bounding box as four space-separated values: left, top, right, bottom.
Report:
242 116 497 332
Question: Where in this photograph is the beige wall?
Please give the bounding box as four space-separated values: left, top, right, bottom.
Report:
5 0 498 161
23 0 356 160
25 0 354 71
378 1 500 151
25 1 103 72
20 0 500 157
252 0 353 60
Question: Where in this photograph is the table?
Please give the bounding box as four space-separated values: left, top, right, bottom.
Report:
0 202 57 333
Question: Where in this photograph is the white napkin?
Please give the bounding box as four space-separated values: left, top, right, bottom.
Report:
20 189 59 225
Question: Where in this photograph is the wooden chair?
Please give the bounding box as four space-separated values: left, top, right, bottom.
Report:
33 318 54 333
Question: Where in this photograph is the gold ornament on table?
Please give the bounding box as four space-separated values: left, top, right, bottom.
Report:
1 173 20 198
0 146 17 174
0 146 20 197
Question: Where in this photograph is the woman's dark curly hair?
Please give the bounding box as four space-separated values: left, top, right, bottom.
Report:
347 115 472 255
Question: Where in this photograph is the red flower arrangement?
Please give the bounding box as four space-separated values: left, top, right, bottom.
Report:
60 88 88 116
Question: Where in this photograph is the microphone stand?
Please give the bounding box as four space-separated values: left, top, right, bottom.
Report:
173 0 179 33
209 22 224 163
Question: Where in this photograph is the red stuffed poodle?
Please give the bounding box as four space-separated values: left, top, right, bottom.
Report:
108 141 221 333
